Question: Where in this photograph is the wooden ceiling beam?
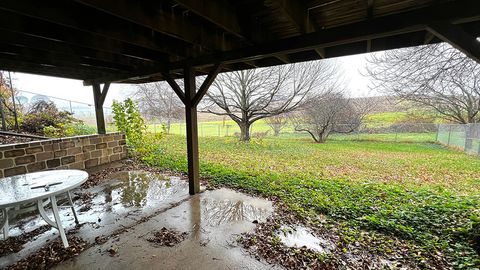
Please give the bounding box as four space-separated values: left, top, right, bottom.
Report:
266 0 325 59
173 0 245 40
0 59 110 80
173 0 277 45
0 43 135 73
267 0 315 33
0 0 192 59
366 0 374 19
0 51 133 78
427 22 480 63
0 29 160 70
0 9 168 63
73 0 238 51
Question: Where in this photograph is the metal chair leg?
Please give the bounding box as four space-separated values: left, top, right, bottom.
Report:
66 191 79 224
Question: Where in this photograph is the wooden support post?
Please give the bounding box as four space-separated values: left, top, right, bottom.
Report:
92 82 110 134
165 64 222 195
184 66 200 195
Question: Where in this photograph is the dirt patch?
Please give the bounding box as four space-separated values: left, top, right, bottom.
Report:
4 236 87 270
0 225 51 256
0 134 44 145
146 227 188 247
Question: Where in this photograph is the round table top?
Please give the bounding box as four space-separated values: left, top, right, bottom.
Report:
0 170 89 208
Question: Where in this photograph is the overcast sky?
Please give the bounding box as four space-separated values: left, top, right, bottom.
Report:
8 53 376 108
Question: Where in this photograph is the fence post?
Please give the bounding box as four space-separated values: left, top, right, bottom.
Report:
464 123 473 152
218 124 220 137
447 125 452 146
435 124 439 141
394 125 398 142
154 123 156 134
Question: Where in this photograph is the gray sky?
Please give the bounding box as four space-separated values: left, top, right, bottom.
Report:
9 53 375 108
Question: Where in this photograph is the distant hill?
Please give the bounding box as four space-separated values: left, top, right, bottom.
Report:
351 95 403 113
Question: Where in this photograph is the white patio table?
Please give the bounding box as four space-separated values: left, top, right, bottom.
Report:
0 170 88 248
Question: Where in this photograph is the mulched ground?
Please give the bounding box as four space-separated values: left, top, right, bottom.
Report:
0 134 38 145
146 227 188 247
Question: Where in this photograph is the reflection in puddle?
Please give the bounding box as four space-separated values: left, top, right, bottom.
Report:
194 189 272 227
96 171 188 208
188 188 273 241
277 225 335 253
79 171 189 224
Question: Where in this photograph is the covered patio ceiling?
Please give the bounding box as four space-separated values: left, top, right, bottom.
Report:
0 0 479 84
1 0 480 195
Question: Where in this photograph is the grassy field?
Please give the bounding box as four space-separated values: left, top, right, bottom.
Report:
146 119 437 143
141 134 480 268
147 119 285 136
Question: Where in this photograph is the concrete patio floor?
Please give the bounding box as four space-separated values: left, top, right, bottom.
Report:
0 170 280 270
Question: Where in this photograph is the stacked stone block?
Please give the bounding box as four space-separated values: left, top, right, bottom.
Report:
0 133 127 178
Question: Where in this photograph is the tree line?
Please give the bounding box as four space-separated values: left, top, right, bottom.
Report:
133 60 369 142
132 42 480 142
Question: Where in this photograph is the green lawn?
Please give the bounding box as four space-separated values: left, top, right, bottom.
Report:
147 119 290 137
146 120 437 143
364 111 408 128
141 135 480 268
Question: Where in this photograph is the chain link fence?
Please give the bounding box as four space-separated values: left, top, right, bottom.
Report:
147 121 439 142
437 123 480 155
15 90 113 126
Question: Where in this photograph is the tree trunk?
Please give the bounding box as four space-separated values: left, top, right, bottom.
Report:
313 131 328 143
239 123 251 142
166 119 171 134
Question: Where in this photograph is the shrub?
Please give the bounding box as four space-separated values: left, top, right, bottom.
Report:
112 98 150 155
21 100 76 136
64 122 96 136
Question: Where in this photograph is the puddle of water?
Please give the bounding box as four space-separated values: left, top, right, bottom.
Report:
101 171 187 207
198 189 273 227
5 171 189 235
277 225 335 253
80 171 189 223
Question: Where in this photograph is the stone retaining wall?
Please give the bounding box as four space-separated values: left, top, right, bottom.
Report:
0 133 127 178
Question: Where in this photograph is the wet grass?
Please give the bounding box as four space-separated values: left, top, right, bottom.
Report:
142 135 480 268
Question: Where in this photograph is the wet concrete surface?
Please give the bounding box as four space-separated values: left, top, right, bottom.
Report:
1 170 280 269
54 188 278 270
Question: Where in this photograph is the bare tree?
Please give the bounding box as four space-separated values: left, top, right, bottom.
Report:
203 60 340 141
265 113 289 136
366 43 480 124
292 92 369 143
132 82 183 133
